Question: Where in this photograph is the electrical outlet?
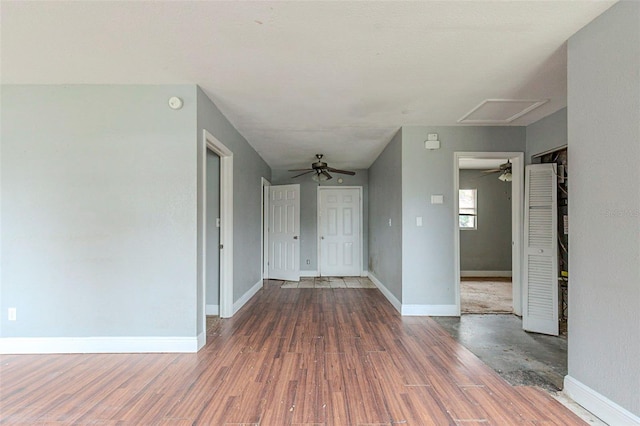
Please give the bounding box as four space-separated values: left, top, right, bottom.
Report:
8 308 16 321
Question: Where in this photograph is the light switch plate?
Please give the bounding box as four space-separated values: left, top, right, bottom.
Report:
416 216 423 227
431 195 444 204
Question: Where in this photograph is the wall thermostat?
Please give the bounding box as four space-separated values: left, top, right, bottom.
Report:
168 96 184 110
425 140 440 150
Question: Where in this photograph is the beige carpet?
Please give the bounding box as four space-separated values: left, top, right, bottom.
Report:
461 278 513 314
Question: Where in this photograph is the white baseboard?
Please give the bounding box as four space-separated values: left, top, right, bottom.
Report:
0 336 199 354
460 270 512 277
401 304 458 316
206 304 219 315
367 272 401 314
233 279 263 315
197 332 206 351
564 375 640 425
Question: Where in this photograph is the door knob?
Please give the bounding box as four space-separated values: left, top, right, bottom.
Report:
293 236 298 239
321 236 325 240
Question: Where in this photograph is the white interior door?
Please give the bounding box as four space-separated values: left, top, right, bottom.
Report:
523 163 558 336
319 187 362 277
268 184 300 281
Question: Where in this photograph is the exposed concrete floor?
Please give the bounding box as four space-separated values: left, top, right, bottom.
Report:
433 314 606 425
433 314 566 391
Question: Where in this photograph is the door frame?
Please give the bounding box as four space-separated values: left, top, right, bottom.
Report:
261 178 271 279
316 186 364 277
202 130 233 323
453 152 524 316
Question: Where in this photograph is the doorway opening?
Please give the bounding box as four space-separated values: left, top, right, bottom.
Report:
201 130 233 350
261 178 271 279
531 146 569 336
454 152 524 316
205 149 221 324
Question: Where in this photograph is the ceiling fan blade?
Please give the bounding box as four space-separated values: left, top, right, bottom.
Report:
327 167 356 176
321 170 333 180
288 168 313 172
290 170 316 178
481 168 501 174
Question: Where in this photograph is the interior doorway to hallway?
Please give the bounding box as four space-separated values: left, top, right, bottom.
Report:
201 129 234 351
454 152 524 316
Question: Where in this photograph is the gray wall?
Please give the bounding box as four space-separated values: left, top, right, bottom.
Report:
368 129 403 301
271 168 369 274
206 151 220 306
567 1 640 416
525 107 567 163
1 85 199 337
459 170 512 272
196 88 271 306
401 126 525 306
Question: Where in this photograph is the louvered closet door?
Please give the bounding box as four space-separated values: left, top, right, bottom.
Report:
523 164 558 335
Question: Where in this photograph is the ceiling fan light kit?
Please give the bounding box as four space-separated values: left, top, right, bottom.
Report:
311 170 332 182
289 154 356 182
498 171 513 182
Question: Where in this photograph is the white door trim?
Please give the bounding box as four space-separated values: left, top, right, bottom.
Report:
453 152 524 316
203 130 233 321
317 186 364 276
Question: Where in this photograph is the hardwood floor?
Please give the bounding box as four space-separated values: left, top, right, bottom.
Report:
0 280 585 425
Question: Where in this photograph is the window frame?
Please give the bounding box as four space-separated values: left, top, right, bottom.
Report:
459 188 478 230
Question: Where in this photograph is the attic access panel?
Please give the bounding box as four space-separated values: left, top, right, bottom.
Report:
458 99 548 124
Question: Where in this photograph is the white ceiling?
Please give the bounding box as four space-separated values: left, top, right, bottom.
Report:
1 1 615 170
459 158 507 170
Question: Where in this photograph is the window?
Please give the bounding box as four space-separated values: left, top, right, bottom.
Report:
459 189 477 230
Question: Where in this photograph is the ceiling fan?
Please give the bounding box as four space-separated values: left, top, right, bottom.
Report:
289 154 356 182
482 160 512 182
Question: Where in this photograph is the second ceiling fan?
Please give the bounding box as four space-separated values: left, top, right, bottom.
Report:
289 154 356 182
482 160 512 181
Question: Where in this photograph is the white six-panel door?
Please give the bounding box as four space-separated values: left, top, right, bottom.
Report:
523 164 559 336
268 184 300 281
318 187 362 277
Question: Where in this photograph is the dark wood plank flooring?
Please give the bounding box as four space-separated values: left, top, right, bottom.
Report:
0 280 585 425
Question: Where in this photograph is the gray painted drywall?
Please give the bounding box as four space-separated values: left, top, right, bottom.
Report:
401 126 525 305
196 88 271 305
368 129 403 301
567 1 640 416
459 170 512 272
206 151 220 306
525 107 567 163
0 85 199 337
270 169 369 274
